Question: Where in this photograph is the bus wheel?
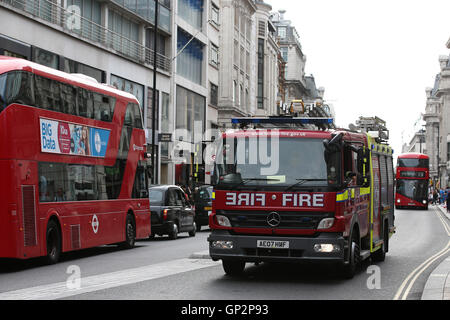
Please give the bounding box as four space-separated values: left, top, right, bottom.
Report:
222 260 245 276
46 219 61 265
123 214 136 249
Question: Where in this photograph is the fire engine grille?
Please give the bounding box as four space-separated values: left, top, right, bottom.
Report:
222 210 334 229
22 186 37 247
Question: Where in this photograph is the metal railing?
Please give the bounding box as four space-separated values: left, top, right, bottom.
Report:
1 0 171 72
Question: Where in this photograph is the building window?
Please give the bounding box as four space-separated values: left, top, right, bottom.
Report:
257 39 264 109
278 27 286 38
233 80 237 105
210 42 219 68
66 0 102 42
211 3 219 26
32 47 59 69
110 75 144 110
447 141 450 162
178 0 203 30
210 83 218 107
176 86 205 143
107 10 140 59
63 59 104 83
177 28 204 85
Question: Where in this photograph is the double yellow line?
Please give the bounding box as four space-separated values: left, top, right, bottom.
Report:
393 209 450 300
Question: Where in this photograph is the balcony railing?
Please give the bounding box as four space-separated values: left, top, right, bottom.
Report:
1 0 171 72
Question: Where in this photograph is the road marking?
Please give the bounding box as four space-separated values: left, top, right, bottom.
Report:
0 258 220 300
393 208 450 300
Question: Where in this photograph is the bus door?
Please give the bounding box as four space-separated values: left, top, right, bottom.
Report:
371 154 382 247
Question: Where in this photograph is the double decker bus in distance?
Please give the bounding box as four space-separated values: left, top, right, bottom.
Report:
395 153 429 210
0 56 150 263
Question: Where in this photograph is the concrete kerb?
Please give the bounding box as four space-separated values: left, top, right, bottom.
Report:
421 204 450 300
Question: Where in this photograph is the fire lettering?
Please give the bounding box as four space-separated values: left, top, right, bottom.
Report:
225 193 265 206
282 193 324 207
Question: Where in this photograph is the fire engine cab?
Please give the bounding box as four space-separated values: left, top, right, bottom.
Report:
208 116 395 278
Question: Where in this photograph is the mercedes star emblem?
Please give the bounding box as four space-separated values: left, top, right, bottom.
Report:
267 212 281 227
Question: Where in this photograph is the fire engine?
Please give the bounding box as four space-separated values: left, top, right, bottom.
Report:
208 116 395 278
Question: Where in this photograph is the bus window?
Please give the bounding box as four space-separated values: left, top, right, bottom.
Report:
93 93 114 122
125 102 143 129
0 71 34 110
78 88 94 119
132 161 148 198
60 83 77 115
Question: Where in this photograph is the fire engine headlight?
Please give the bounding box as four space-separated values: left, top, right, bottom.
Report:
317 218 334 229
211 241 234 249
397 199 401 203
422 200 427 204
216 215 232 227
313 244 341 253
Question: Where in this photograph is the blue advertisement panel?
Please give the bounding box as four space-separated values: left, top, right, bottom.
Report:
89 127 110 157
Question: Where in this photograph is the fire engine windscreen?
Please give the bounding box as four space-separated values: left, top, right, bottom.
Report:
213 137 340 189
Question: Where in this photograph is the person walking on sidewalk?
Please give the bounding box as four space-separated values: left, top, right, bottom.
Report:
433 190 439 205
447 191 450 213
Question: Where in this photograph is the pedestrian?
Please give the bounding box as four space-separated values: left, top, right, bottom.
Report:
433 190 439 205
447 191 450 213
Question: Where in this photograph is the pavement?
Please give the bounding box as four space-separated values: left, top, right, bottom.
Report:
421 203 450 300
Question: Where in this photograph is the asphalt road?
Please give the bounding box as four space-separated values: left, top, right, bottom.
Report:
0 206 449 301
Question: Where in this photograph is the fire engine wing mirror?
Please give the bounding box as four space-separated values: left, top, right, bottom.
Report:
323 132 343 152
323 132 343 163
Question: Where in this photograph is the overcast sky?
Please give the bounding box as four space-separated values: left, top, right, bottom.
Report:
267 0 450 157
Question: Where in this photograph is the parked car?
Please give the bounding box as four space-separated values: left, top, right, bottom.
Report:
193 185 213 231
149 185 196 239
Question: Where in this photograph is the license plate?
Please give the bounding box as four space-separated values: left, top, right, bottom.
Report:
257 240 289 249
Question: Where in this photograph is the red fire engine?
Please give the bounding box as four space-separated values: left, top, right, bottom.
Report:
208 116 395 278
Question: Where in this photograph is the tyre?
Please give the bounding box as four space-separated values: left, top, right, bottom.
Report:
189 222 196 237
168 222 178 240
122 214 136 249
222 260 245 276
45 219 61 265
341 236 360 279
196 222 202 232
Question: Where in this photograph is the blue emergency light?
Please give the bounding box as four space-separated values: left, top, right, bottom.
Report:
231 117 334 125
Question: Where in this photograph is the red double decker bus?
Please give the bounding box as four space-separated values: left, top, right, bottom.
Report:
395 153 429 210
0 56 150 264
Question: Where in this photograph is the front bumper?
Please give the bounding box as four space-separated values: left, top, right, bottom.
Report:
208 230 345 263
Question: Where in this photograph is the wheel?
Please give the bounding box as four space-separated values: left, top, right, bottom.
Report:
122 214 136 249
222 260 245 276
45 219 61 265
372 224 388 262
341 236 360 279
168 223 178 240
189 222 196 237
196 222 202 232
